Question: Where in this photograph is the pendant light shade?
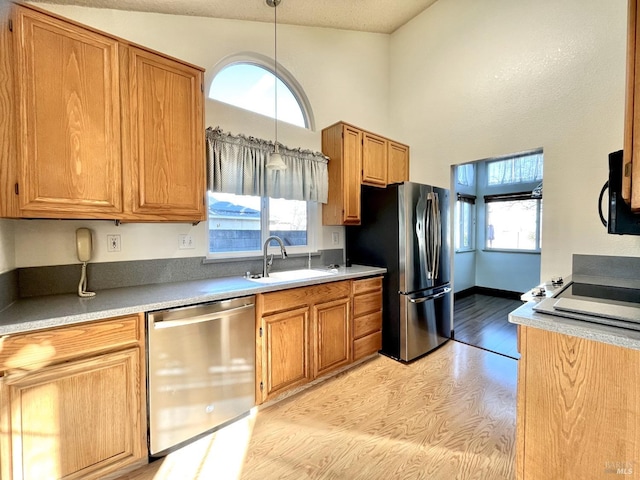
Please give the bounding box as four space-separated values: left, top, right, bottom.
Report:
267 143 287 170
266 0 287 170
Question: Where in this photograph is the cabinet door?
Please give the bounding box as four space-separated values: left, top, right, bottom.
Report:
624 0 640 211
342 125 362 224
122 46 205 221
362 132 387 187
313 297 351 378
388 141 409 185
260 306 311 402
517 326 640 480
13 6 122 218
0 348 145 480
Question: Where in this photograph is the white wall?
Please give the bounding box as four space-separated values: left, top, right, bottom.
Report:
390 0 640 282
14 4 390 267
0 220 15 273
453 251 475 293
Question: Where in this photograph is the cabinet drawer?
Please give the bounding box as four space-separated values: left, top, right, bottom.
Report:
353 331 382 360
0 314 142 371
353 311 382 339
260 281 350 315
352 276 382 295
353 291 382 317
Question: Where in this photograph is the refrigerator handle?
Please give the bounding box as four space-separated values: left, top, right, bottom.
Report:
426 192 440 280
408 286 452 303
432 192 441 280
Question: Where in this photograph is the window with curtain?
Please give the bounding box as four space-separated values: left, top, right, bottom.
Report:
206 127 328 257
487 152 543 186
456 163 475 187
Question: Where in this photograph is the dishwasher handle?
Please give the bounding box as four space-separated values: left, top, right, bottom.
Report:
408 287 452 304
152 303 254 329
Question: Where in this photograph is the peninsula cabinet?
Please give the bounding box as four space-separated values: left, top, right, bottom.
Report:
0 3 205 222
256 281 352 404
623 0 640 211
516 325 640 480
0 314 147 480
321 121 410 225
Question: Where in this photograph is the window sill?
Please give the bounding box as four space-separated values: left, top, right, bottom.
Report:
481 249 541 254
203 251 322 264
455 249 476 254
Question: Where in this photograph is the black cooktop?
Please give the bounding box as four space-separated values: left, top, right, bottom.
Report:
556 282 640 307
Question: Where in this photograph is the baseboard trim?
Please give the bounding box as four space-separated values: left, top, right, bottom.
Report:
454 286 522 301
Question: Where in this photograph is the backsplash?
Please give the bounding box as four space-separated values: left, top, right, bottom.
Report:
14 249 344 299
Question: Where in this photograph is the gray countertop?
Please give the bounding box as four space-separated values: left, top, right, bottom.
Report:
509 300 640 351
0 265 386 335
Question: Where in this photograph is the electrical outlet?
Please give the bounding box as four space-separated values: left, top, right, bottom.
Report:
107 234 121 252
179 234 194 249
332 231 339 245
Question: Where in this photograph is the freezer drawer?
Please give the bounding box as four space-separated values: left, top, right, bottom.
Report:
399 286 452 361
147 296 255 455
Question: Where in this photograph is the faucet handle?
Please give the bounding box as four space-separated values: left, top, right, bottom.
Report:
267 253 274 270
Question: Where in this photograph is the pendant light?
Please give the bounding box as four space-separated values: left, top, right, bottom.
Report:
266 0 287 170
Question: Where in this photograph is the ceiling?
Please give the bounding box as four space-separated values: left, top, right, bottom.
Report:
32 0 440 34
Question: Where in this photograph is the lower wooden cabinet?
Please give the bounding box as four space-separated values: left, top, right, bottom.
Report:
256 281 351 404
352 276 383 360
313 297 351 378
0 314 147 480
256 277 384 404
260 306 312 401
516 325 640 480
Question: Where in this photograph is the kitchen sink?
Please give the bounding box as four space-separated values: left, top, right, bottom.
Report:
247 269 337 283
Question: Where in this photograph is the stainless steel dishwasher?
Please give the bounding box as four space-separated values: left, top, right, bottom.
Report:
147 296 255 456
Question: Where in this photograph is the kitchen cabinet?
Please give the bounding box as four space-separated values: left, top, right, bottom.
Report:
361 132 388 187
321 121 410 225
516 325 640 480
313 297 351 378
256 281 351 404
322 123 362 225
0 314 147 480
0 3 205 222
623 0 640 212
120 45 205 221
12 5 123 218
388 141 410 185
352 276 383 360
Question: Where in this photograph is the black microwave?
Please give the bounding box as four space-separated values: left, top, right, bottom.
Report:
602 150 640 235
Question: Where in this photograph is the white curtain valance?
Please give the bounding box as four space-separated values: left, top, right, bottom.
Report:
206 127 329 203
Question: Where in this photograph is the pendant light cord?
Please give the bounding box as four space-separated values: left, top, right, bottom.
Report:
274 2 278 149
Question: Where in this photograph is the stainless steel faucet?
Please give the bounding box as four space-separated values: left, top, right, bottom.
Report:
263 236 288 277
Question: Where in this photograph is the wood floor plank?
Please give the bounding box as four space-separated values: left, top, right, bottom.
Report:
117 342 516 480
454 294 522 359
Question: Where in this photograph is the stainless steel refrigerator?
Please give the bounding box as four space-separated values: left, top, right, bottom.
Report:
346 182 452 362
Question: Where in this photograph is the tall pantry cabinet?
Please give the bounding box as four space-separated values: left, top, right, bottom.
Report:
0 3 205 222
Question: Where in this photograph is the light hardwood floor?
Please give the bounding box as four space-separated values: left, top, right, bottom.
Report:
118 341 516 480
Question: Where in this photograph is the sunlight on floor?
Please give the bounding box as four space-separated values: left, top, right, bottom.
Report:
152 408 257 480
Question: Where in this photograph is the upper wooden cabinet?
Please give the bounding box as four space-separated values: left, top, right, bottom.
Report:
321 121 409 225
13 6 123 218
322 123 362 225
362 132 388 187
120 45 205 221
623 0 640 212
388 141 410 185
1 4 205 222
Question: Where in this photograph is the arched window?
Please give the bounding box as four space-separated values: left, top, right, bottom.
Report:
209 61 311 129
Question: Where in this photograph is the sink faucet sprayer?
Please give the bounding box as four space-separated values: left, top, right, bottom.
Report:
263 236 288 277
